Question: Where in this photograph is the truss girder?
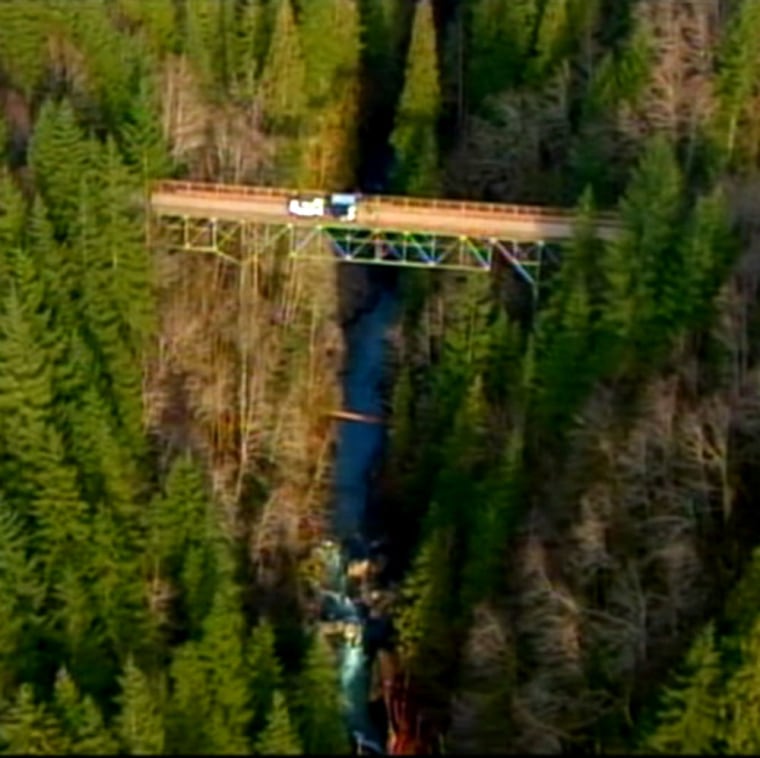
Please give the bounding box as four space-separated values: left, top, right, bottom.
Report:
150 214 552 283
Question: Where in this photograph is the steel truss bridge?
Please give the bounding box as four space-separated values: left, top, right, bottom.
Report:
149 180 623 287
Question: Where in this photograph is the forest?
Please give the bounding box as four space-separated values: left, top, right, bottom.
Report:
1 0 760 754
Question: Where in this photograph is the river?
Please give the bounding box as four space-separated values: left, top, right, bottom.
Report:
328 269 400 752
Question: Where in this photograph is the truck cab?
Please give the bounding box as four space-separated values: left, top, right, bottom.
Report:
326 193 358 221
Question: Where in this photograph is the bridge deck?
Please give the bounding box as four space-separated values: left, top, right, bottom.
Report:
150 180 622 242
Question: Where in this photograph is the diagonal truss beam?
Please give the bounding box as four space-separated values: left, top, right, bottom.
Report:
149 214 556 286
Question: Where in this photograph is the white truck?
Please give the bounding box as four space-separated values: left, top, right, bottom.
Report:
288 193 358 221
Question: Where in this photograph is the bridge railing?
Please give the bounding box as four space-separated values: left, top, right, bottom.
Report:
152 180 622 226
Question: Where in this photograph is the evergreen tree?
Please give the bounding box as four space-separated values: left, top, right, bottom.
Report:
389 0 441 196
52 669 117 755
0 287 91 575
149 454 221 635
0 684 69 755
467 0 538 106
712 0 760 167
246 620 284 734
598 135 685 374
255 690 302 756
358 0 405 115
119 74 173 185
533 280 593 432
0 169 24 251
116 0 178 54
259 0 307 134
643 624 724 755
0 500 46 699
291 632 348 754
396 522 458 687
528 0 571 82
27 99 93 241
298 0 362 187
115 657 166 756
231 0 268 102
0 1 50 98
723 617 760 755
167 552 251 754
677 188 736 332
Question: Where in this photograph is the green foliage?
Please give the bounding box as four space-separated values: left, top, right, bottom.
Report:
528 0 571 82
149 454 221 635
712 0 760 167
116 0 178 55
167 553 252 754
0 684 69 755
67 2 143 130
467 0 538 105
28 100 93 240
0 1 50 97
389 0 441 195
119 74 173 184
0 170 24 252
598 135 685 373
587 23 652 113
246 620 284 734
397 522 459 686
642 624 724 755
52 670 117 755
115 658 166 755
290 633 348 754
230 0 268 102
299 0 361 113
255 690 302 756
184 0 238 96
0 500 46 699
723 617 760 754
259 0 307 134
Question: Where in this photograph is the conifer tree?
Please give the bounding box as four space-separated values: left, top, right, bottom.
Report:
259 0 306 133
0 684 69 755
257 0 308 182
389 0 441 196
298 0 362 187
0 1 50 98
291 632 348 754
396 522 458 687
358 0 404 115
0 170 24 252
0 500 46 699
723 617 760 754
712 0 760 166
149 454 221 635
255 690 302 756
533 280 593 432
0 287 90 573
677 188 735 332
167 551 252 754
116 0 178 55
643 624 724 755
598 135 684 373
528 0 570 82
28 99 94 241
467 0 538 105
115 657 166 755
246 620 284 734
52 669 117 755
231 0 268 102
119 74 173 185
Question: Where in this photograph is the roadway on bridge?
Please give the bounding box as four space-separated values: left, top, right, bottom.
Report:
150 181 623 243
